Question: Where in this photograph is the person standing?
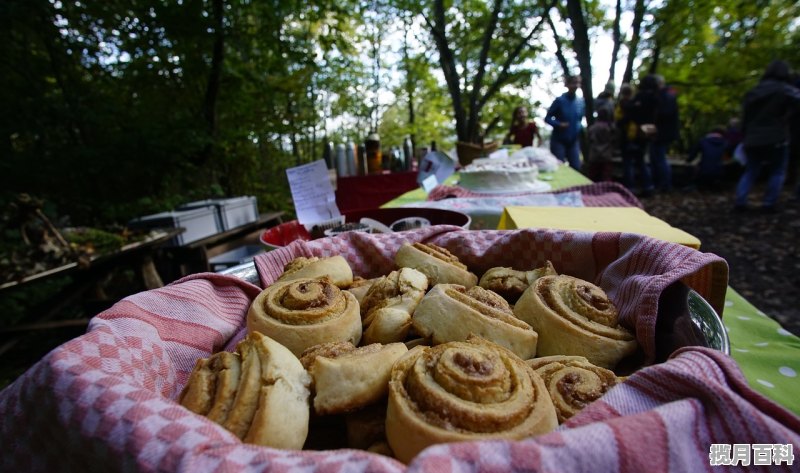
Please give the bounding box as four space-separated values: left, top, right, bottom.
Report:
594 82 616 119
650 75 680 192
545 75 585 170
619 81 655 196
735 60 800 212
687 126 727 191
506 106 543 147
586 107 616 182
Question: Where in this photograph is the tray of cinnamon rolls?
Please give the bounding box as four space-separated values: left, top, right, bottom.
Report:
180 227 728 463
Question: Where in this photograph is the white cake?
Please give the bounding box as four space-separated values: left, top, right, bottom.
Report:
458 157 550 193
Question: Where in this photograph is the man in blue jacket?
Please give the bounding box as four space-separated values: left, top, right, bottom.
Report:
545 75 585 170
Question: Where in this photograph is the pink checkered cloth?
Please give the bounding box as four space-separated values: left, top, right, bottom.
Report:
2 227 799 472
428 181 644 208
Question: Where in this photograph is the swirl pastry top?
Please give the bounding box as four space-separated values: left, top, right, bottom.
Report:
385 337 557 463
360 267 429 344
478 261 557 303
526 355 618 423
247 277 362 356
395 242 478 288
412 284 538 360
514 275 637 368
277 255 354 288
179 332 311 449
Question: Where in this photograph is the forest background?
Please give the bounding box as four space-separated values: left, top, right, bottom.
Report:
1 0 799 385
3 0 799 227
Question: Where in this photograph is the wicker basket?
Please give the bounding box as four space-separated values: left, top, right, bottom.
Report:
456 141 500 166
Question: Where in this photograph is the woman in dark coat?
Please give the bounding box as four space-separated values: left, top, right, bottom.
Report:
734 60 800 212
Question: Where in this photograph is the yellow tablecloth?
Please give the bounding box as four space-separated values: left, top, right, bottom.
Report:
497 206 701 249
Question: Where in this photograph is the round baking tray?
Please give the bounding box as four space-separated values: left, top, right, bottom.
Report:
220 262 729 357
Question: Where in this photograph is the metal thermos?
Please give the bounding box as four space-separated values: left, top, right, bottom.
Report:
345 141 356 176
365 133 382 174
323 141 334 169
357 144 367 175
335 143 348 177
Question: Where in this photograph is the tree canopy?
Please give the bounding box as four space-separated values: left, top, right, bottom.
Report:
2 0 798 225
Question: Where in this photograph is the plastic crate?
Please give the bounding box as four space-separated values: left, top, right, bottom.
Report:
179 196 259 231
128 207 222 246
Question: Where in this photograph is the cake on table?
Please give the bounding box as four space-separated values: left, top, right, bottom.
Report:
458 156 551 193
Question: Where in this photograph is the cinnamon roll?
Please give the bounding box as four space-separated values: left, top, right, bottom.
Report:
247 277 362 356
412 284 538 360
478 261 557 303
526 355 619 423
395 242 477 288
360 267 428 344
277 255 353 288
301 341 408 415
385 337 557 463
179 332 311 449
347 276 378 305
514 275 638 369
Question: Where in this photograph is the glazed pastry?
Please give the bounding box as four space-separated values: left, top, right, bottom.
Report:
276 255 353 288
247 277 362 356
303 341 408 415
347 277 378 305
179 351 241 418
526 355 619 423
360 267 428 344
395 242 478 288
412 284 538 360
514 275 638 369
180 332 311 450
385 336 558 463
478 261 557 303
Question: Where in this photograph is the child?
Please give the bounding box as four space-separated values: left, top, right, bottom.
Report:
687 126 727 190
505 106 543 147
586 107 616 182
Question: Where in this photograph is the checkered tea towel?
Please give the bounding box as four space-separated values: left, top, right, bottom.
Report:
2 227 797 472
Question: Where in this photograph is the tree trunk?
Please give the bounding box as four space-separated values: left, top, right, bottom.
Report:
608 0 622 86
466 0 503 144
566 0 594 125
200 0 225 166
402 13 416 154
426 0 467 141
649 40 661 74
546 12 571 78
622 0 646 86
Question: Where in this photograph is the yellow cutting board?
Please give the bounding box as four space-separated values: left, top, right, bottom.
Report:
497 206 701 249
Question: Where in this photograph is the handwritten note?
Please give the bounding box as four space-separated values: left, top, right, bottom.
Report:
286 160 341 225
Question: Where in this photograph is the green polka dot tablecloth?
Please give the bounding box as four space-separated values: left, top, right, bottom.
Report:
723 287 800 416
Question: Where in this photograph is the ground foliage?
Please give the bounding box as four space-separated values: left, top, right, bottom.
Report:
643 184 800 337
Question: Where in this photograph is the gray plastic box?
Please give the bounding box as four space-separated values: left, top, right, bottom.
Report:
179 196 259 231
128 207 222 246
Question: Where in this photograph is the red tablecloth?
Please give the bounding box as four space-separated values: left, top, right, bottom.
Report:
336 171 419 212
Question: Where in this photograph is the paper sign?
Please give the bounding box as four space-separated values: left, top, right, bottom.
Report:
417 151 456 187
421 174 438 193
286 159 341 225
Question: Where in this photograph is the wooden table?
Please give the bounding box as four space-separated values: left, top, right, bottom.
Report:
0 228 184 356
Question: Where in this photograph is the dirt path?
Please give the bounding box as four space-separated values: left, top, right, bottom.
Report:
642 185 800 336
